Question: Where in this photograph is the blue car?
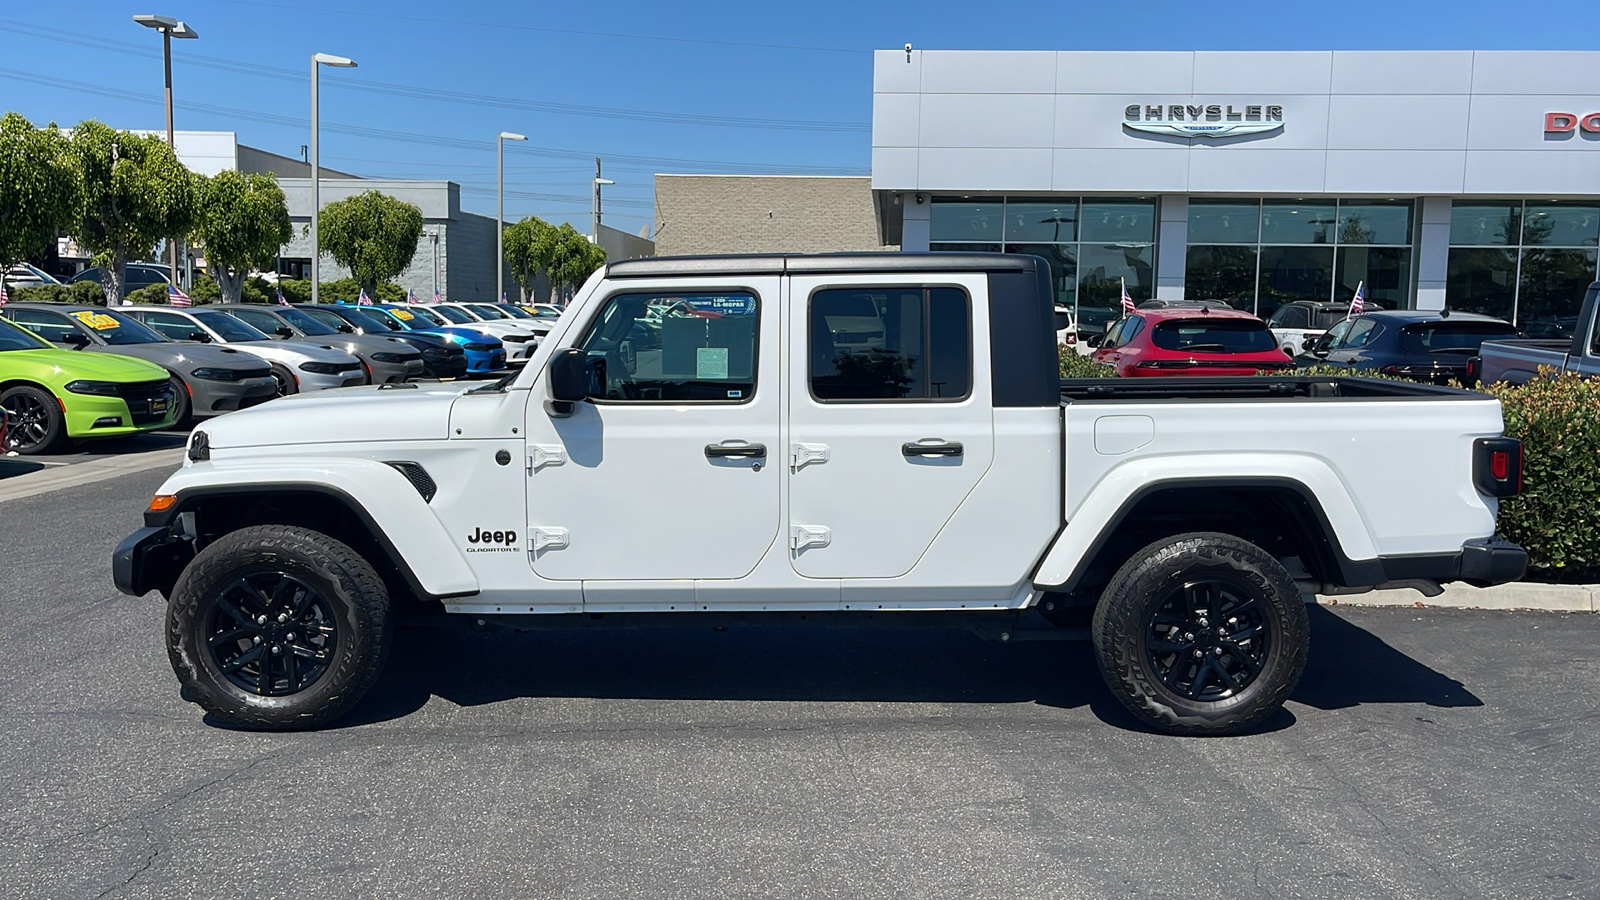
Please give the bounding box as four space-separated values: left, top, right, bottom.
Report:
372 304 507 375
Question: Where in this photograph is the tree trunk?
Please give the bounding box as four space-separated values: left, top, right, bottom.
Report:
100 250 127 307
360 276 377 298
214 267 243 304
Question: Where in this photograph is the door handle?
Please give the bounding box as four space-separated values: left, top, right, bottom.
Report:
705 442 766 459
902 440 963 458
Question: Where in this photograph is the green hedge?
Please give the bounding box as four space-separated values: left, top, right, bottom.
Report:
1058 345 1108 378
1489 371 1600 582
11 281 106 305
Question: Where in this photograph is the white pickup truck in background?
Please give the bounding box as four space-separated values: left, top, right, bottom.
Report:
114 253 1527 736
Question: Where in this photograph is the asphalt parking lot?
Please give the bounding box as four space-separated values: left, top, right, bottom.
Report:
2 467 1598 899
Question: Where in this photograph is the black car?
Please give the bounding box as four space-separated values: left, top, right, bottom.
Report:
297 305 468 380
1298 309 1519 383
70 263 172 291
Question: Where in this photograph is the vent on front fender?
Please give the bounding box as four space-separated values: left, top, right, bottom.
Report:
385 461 437 502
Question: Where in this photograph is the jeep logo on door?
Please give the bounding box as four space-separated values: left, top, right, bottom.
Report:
1124 103 1284 138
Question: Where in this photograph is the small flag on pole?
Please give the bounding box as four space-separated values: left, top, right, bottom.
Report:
0 278 8 307
407 289 418 304
276 286 289 306
1348 281 1365 317
432 290 441 304
168 283 192 308
1120 278 1136 315
357 288 373 306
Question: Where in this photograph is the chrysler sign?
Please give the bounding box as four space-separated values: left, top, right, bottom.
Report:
1124 103 1284 138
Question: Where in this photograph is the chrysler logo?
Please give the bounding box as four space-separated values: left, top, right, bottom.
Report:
1124 103 1284 139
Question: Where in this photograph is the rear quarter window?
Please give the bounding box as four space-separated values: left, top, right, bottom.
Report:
1400 323 1519 355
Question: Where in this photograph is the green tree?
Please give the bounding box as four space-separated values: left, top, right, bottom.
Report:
68 121 197 305
317 190 423 296
503 215 556 299
544 223 607 299
0 112 83 274
192 170 291 304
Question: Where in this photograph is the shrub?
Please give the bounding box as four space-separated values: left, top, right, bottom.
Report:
1488 370 1600 582
316 278 403 304
8 281 104 304
1059 345 1109 378
125 283 169 305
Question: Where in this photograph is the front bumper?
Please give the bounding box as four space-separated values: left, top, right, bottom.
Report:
62 391 176 438
1381 537 1529 588
297 369 368 392
187 375 279 417
420 352 469 379
112 524 193 598
365 357 425 384
463 347 507 373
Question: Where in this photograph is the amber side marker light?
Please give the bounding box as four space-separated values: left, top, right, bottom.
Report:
148 495 178 512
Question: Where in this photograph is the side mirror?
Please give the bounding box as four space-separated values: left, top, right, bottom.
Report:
1086 333 1105 348
274 327 294 338
188 331 212 343
337 323 354 333
548 347 587 402
66 330 91 347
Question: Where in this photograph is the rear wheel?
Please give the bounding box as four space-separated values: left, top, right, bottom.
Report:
166 525 391 730
0 385 66 454
1091 532 1308 736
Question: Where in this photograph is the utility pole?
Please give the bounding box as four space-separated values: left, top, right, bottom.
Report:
497 131 526 303
310 53 357 305
591 157 614 242
133 15 198 288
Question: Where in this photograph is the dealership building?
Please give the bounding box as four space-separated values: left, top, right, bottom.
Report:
871 49 1600 334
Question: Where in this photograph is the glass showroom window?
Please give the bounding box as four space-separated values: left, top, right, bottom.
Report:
1187 199 1412 318
1448 201 1600 336
930 196 1154 336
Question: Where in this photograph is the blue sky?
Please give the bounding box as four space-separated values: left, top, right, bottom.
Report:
4 0 1598 236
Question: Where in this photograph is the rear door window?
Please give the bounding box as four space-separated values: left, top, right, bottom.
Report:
809 287 970 401
1151 319 1277 353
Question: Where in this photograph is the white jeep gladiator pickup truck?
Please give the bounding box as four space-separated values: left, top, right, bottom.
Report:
113 253 1527 735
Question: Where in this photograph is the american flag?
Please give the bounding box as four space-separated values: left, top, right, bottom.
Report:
1348 281 1365 317
407 289 418 304
277 287 289 306
1120 278 1136 315
0 279 8 307
432 290 441 304
357 288 373 306
168 283 192 307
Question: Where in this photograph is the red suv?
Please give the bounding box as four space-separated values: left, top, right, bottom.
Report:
1091 307 1294 377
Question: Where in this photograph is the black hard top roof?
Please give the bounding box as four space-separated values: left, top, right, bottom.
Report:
606 251 1041 279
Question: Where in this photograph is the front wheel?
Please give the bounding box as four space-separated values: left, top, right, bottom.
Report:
0 385 66 454
166 525 391 730
1091 532 1308 736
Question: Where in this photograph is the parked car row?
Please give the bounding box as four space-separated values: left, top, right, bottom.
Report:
0 299 559 455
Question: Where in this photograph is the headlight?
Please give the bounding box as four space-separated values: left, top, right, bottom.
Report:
421 347 448 357
64 380 122 396
370 352 406 363
299 361 344 374
502 333 533 343
189 367 241 381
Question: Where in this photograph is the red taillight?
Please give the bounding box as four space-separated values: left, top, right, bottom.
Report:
1491 451 1509 481
1474 438 1522 498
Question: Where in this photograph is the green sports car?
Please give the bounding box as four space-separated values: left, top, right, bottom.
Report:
0 315 177 454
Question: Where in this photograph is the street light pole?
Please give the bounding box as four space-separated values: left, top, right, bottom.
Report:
497 131 526 303
133 15 197 289
591 157 614 242
310 52 357 305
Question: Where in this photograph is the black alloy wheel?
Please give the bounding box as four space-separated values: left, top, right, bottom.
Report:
1145 578 1270 701
0 385 65 454
206 572 337 696
269 365 297 397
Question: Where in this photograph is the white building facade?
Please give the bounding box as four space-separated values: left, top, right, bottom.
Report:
873 50 1600 335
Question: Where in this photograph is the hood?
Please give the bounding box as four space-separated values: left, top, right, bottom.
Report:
199 382 469 448
257 340 361 363
0 347 168 381
100 342 270 371
425 326 501 345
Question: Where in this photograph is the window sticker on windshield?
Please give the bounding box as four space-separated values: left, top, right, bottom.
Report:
696 347 729 379
70 311 119 330
392 309 414 320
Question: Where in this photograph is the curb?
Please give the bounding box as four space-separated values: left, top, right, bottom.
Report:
1319 581 1598 613
0 449 185 505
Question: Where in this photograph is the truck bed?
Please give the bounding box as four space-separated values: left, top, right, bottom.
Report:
1060 375 1481 403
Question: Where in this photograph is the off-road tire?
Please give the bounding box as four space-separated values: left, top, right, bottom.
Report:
0 384 66 454
167 525 391 730
1091 531 1308 736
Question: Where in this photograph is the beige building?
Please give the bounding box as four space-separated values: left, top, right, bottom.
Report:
653 175 897 256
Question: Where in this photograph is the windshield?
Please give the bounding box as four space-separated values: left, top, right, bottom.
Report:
0 318 49 351
1312 309 1351 329
68 309 166 345
432 305 475 324
1401 322 1518 355
276 307 339 336
345 307 400 331
396 306 444 326
465 304 508 320
495 303 534 319
1151 319 1278 354
300 308 355 333
192 310 269 342
365 308 410 330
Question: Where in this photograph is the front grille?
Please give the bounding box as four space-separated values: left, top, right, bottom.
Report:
240 367 272 380
465 342 498 351
114 379 170 401
385 461 436 502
